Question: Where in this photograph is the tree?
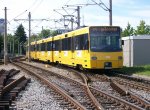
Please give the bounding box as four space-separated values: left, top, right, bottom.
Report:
147 25 150 34
51 30 57 36
135 20 150 35
38 29 51 38
0 34 4 57
30 34 38 42
14 24 27 54
38 29 58 39
122 22 134 37
7 34 14 54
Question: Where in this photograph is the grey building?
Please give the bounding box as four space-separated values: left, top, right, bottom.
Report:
122 35 150 67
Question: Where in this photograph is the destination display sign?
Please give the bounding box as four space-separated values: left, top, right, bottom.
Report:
90 27 119 32
90 27 120 36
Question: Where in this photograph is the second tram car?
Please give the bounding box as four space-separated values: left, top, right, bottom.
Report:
29 26 123 69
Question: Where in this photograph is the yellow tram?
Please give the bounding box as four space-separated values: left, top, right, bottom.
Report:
28 26 123 69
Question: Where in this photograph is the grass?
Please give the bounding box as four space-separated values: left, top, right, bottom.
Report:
118 65 150 76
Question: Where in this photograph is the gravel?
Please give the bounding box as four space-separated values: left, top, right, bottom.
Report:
23 61 83 82
129 89 150 103
0 64 63 110
21 63 95 110
89 81 121 97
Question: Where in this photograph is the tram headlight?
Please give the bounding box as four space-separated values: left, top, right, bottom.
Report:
118 56 123 60
91 56 97 60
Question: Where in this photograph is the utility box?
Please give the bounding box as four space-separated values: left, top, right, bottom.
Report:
122 35 150 67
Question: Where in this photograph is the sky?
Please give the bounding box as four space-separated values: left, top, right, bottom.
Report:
0 0 150 36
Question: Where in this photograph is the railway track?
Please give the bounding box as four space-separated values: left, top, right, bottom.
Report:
113 77 150 91
10 58 150 110
11 61 102 110
111 75 150 104
85 73 150 110
111 70 150 89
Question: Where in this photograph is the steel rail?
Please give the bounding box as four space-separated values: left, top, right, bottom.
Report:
13 61 103 110
12 61 87 110
110 80 150 109
68 69 104 110
89 86 145 110
86 73 150 109
96 74 150 109
111 70 150 85
114 78 150 92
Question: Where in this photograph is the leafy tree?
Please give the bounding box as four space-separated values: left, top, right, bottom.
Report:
122 22 134 37
38 29 58 39
51 30 57 36
0 34 4 56
7 34 14 54
30 34 38 42
14 24 27 54
38 29 51 38
135 20 150 35
145 25 150 34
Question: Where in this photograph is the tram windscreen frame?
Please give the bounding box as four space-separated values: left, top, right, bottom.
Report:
90 27 122 52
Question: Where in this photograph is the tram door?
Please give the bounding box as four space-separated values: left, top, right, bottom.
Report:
71 34 75 65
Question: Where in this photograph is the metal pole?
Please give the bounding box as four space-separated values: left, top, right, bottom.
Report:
77 6 80 28
4 7 8 65
71 18 73 30
28 12 31 62
63 16 66 31
109 0 112 26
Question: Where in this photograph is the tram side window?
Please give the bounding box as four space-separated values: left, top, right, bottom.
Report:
41 43 46 51
47 42 52 51
37 44 39 51
74 37 79 50
34 45 37 51
33 45 36 51
59 40 62 51
62 38 67 50
83 34 88 50
30 46 32 51
74 34 88 50
38 44 41 51
30 45 32 51
54 40 59 51
68 38 71 50
62 38 71 51
45 43 47 51
31 45 34 51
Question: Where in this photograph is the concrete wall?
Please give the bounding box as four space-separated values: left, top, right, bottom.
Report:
122 35 150 67
122 39 130 66
133 39 150 66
